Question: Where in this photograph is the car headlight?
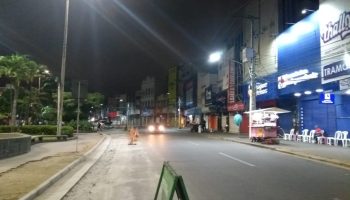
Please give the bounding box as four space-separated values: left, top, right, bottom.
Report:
158 125 165 132
148 125 155 132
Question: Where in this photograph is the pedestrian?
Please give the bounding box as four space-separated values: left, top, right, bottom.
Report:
134 127 139 141
128 127 137 145
313 125 324 143
97 121 102 134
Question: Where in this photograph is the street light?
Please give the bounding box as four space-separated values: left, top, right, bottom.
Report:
208 51 223 63
301 9 315 14
57 0 70 136
38 69 50 93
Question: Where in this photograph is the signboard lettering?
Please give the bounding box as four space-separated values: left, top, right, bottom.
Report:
321 11 350 43
320 2 350 84
278 69 318 89
256 82 268 95
322 60 350 82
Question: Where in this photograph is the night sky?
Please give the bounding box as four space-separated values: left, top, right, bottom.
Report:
0 0 246 96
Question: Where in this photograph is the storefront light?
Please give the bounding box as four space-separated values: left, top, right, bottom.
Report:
315 88 323 93
346 89 350 95
294 92 302 97
304 91 312 95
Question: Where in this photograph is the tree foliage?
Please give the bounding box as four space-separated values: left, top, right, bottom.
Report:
0 54 105 126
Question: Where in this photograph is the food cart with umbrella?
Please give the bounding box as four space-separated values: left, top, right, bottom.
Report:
245 107 290 143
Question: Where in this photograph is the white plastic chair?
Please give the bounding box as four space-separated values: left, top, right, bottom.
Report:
297 129 308 142
307 130 316 143
283 128 294 141
327 131 342 146
339 131 349 147
302 129 311 142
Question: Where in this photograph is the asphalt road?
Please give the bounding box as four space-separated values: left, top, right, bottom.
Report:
62 128 350 200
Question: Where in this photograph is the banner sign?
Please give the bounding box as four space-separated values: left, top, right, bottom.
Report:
227 62 235 105
205 86 213 105
322 60 350 83
256 82 268 96
227 102 245 112
278 69 318 89
320 0 350 84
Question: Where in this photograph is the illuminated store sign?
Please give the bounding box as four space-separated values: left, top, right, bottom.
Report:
320 1 350 84
321 11 350 43
322 60 350 81
278 69 318 89
256 82 268 95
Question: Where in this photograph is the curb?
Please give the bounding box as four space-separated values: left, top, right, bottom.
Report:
210 136 350 170
19 134 107 200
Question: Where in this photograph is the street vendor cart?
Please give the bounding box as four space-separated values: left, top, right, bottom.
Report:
245 107 290 143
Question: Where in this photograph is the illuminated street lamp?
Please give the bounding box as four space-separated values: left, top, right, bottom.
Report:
208 51 223 63
301 8 315 14
38 69 50 93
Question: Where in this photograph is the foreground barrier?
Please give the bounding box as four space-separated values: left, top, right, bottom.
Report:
154 161 189 200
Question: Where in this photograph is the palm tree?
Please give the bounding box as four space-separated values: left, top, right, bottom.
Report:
0 54 42 125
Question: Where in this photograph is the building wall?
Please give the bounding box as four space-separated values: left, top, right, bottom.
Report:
140 76 155 124
197 72 217 108
242 0 279 83
140 76 155 108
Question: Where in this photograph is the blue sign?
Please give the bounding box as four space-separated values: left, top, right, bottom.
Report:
322 60 350 81
319 93 335 104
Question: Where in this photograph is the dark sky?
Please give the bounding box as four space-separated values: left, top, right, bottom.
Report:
0 0 248 96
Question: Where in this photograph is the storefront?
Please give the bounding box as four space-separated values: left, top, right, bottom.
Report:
276 0 350 136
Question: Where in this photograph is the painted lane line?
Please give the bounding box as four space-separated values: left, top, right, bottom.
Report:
219 152 255 167
188 141 199 146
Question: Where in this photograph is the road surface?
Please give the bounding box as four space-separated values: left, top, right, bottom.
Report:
59 129 350 200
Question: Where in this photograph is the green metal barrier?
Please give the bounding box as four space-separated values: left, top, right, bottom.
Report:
154 161 189 200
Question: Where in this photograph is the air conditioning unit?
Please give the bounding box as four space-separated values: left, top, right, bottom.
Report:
242 48 254 63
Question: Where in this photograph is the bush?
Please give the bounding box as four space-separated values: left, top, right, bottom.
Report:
61 126 74 137
20 125 74 137
68 120 94 132
0 126 19 133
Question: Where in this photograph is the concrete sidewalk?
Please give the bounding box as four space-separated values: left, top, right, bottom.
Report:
203 132 350 169
0 133 104 174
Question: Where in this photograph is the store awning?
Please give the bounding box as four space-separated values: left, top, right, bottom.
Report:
244 107 290 114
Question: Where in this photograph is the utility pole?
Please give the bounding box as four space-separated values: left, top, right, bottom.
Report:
57 0 70 136
178 97 181 128
243 17 258 139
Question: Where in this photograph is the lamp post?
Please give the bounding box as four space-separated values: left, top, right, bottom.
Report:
57 0 70 136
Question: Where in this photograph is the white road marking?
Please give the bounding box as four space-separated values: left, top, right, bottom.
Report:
188 141 199 146
219 152 255 167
